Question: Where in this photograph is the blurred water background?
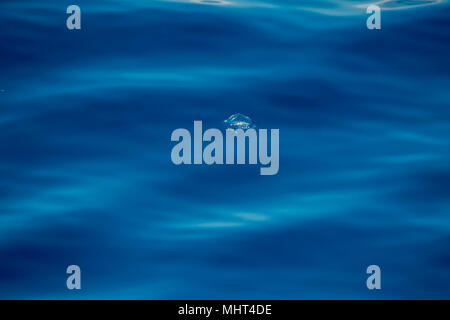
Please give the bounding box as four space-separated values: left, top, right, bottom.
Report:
0 0 450 299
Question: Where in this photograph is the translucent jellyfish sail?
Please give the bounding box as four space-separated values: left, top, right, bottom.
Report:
223 113 256 130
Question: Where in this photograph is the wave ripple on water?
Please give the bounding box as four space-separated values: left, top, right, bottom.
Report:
0 0 449 299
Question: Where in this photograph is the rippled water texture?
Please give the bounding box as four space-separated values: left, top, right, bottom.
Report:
0 0 449 299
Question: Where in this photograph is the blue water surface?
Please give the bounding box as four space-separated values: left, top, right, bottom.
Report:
0 0 450 299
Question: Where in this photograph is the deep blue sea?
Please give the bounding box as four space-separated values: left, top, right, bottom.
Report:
1 0 449 299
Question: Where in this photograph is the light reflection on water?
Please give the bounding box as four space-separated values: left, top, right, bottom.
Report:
0 0 449 299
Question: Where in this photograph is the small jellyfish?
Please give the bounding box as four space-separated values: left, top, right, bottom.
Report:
224 113 256 130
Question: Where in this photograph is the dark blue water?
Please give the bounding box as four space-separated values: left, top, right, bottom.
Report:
1 0 450 299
